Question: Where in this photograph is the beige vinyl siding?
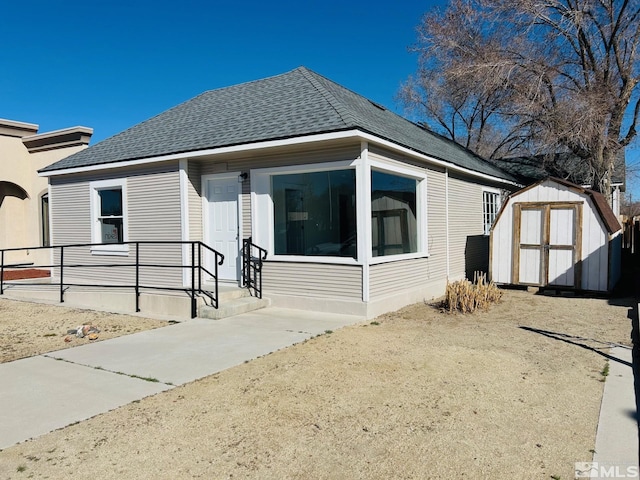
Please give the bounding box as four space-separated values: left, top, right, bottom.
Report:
369 258 432 298
199 144 361 175
368 145 427 170
426 168 447 278
447 174 484 280
49 163 183 288
242 178 251 238
50 181 92 245
187 160 202 241
262 262 362 300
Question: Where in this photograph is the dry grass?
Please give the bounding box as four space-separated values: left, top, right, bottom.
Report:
0 298 168 363
444 273 503 313
0 290 634 479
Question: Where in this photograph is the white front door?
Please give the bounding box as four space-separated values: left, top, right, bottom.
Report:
205 174 240 282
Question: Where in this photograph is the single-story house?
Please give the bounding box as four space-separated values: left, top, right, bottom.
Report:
490 177 622 292
39 67 521 317
0 118 92 271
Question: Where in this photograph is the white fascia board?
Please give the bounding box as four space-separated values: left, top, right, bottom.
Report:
356 131 521 188
39 128 520 188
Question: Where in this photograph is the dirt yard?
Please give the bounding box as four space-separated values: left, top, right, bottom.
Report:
0 289 634 479
0 298 167 363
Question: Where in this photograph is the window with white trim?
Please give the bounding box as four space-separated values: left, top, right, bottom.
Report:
272 169 357 258
371 170 418 257
482 190 500 235
90 179 128 254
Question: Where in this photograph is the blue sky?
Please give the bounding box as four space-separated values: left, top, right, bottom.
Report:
3 0 637 197
1 0 441 142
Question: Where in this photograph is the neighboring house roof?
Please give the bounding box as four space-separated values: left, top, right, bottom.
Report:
501 176 621 234
489 151 625 189
40 67 517 182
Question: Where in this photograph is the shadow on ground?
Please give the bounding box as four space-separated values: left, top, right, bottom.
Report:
519 255 640 462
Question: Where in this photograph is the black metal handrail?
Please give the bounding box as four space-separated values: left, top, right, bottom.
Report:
0 241 224 319
242 237 267 299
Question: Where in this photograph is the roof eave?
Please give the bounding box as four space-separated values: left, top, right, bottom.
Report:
39 129 519 187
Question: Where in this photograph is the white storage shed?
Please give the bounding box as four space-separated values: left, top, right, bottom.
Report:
490 177 622 292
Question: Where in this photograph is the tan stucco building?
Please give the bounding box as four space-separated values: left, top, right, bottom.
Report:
0 118 92 269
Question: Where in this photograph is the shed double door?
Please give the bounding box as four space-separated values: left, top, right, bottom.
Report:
513 203 582 288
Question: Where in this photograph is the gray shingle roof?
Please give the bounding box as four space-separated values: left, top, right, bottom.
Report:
40 67 517 182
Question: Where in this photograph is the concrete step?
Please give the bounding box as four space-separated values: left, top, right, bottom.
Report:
218 285 251 301
199 295 271 320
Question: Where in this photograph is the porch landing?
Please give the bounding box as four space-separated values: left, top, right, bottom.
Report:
0 281 268 321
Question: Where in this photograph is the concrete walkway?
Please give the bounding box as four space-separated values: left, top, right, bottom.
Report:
2 305 639 471
590 346 639 477
0 307 364 450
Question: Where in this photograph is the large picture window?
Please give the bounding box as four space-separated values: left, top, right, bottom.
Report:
90 179 128 255
272 169 356 258
371 171 417 257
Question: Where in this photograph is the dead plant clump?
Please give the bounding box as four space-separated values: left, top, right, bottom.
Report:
444 273 503 313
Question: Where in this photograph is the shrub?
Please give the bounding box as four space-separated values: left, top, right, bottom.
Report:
444 273 502 314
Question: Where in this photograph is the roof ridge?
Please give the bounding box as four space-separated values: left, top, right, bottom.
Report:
296 67 353 127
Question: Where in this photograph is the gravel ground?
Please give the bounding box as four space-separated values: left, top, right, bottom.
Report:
0 289 634 479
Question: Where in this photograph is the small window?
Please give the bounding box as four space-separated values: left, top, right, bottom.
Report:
90 179 128 254
97 188 124 243
483 190 500 235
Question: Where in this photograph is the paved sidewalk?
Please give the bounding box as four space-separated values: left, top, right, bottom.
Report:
0 307 363 450
591 346 639 477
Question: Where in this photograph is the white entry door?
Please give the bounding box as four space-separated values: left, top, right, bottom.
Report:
205 174 240 282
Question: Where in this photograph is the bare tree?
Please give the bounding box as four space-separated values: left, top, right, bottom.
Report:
621 192 640 217
400 0 640 195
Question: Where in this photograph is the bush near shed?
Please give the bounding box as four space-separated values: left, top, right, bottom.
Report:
444 273 502 313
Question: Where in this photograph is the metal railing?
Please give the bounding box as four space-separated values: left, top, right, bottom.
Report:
0 241 224 318
242 237 267 298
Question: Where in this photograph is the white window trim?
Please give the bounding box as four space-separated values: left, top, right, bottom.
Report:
482 187 501 236
89 178 129 256
251 157 429 266
252 160 360 265
369 158 428 260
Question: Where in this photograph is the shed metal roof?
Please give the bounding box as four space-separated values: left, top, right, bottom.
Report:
40 67 517 182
